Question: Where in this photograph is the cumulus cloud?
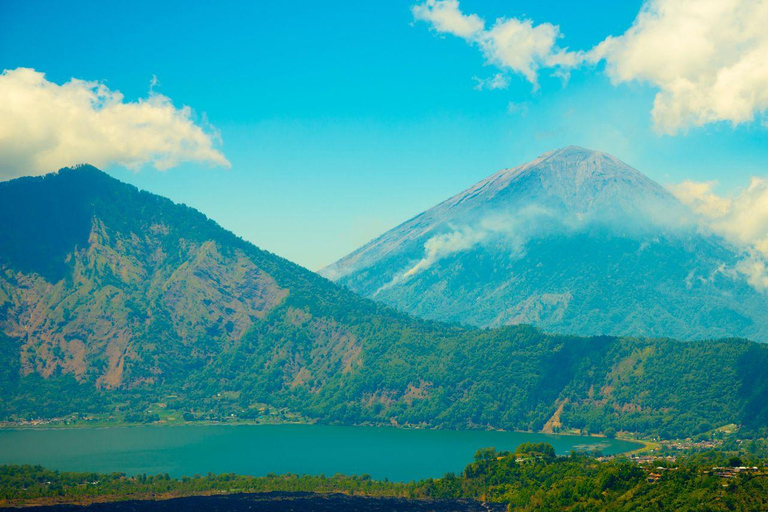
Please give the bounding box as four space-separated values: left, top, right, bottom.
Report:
0 68 230 180
411 0 483 38
413 0 768 134
667 180 732 218
412 0 579 87
671 178 768 257
592 0 768 134
670 177 768 291
736 257 768 293
480 17 580 85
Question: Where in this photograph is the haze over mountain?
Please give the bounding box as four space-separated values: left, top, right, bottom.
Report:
1 165 768 438
323 147 768 342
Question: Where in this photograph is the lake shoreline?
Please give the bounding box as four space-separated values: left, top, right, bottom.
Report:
0 419 632 443
0 420 646 460
0 423 642 483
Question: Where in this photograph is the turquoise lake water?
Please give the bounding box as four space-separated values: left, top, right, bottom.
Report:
0 424 640 482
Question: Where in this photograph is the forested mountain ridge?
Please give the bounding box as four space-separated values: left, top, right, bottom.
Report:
322 147 768 342
1 166 767 438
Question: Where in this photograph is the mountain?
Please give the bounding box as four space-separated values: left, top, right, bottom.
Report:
322 146 768 341
1 165 768 438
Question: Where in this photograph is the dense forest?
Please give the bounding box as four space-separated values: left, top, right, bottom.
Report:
3 444 768 511
2 167 768 439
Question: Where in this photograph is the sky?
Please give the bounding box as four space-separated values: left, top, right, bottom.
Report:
1 0 768 270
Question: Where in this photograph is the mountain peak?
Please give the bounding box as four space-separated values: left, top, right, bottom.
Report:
60 163 103 173
322 148 768 343
323 148 687 278
0 164 108 188
436 146 676 222
541 145 602 158
517 146 646 182
530 146 614 164
54 164 113 182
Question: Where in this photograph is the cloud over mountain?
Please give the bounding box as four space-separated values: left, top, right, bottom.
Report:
671 177 768 290
670 178 768 259
0 68 230 180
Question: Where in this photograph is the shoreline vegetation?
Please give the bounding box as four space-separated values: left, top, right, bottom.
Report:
0 415 621 437
0 413 626 440
3 443 768 511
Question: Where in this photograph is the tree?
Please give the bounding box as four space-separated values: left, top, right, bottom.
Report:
474 447 498 461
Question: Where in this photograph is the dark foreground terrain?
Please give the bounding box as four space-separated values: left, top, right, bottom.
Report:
12 492 502 512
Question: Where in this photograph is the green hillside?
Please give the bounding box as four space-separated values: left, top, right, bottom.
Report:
1 166 767 438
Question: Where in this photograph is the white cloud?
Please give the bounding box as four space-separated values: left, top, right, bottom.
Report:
592 0 768 134
506 101 529 115
373 225 489 295
473 73 509 90
413 0 768 134
374 207 556 296
411 0 578 87
670 177 768 291
404 227 487 278
480 17 578 86
736 256 768 293
412 0 483 38
0 68 230 180
667 180 732 218
671 178 768 258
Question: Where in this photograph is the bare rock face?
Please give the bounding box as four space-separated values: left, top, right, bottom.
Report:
0 166 335 390
322 147 768 341
0 221 287 388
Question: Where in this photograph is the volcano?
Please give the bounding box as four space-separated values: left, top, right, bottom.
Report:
322 147 768 341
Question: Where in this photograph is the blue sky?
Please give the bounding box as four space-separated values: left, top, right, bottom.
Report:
2 0 767 269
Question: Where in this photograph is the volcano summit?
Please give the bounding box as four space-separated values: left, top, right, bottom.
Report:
322 147 768 341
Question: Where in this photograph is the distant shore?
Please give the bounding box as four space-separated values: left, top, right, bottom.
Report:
0 417 642 445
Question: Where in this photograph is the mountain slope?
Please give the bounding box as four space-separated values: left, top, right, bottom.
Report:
1 165 767 438
322 146 768 341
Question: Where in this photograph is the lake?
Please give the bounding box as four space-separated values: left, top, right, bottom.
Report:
0 424 640 482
